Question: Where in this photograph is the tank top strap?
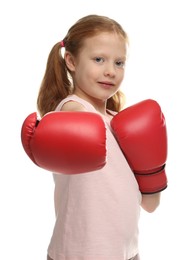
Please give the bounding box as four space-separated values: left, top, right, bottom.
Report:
55 94 97 112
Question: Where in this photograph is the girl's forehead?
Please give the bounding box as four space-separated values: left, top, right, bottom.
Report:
87 31 125 41
82 32 126 48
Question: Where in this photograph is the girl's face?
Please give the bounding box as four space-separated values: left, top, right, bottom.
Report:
65 32 127 107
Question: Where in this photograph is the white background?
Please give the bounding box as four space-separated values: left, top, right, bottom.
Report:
0 0 186 259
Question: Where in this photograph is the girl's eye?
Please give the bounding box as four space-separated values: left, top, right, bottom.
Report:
116 60 125 68
94 57 104 63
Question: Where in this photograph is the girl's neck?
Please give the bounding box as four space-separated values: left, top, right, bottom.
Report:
73 92 107 116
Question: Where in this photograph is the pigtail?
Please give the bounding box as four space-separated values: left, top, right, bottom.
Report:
107 90 125 112
37 42 72 117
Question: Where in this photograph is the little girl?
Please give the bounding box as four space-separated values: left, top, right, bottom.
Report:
35 14 164 260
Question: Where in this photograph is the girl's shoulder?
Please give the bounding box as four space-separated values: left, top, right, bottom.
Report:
60 100 86 112
55 95 97 113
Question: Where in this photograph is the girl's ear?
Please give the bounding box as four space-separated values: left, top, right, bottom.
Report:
64 51 76 72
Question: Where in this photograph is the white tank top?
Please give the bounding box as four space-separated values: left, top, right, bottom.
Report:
47 95 141 260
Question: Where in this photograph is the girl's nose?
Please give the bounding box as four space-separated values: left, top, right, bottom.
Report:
104 63 116 77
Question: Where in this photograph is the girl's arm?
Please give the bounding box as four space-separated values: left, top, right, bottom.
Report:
141 192 161 213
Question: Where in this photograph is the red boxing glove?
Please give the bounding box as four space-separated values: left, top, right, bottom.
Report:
111 99 168 194
21 111 106 174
